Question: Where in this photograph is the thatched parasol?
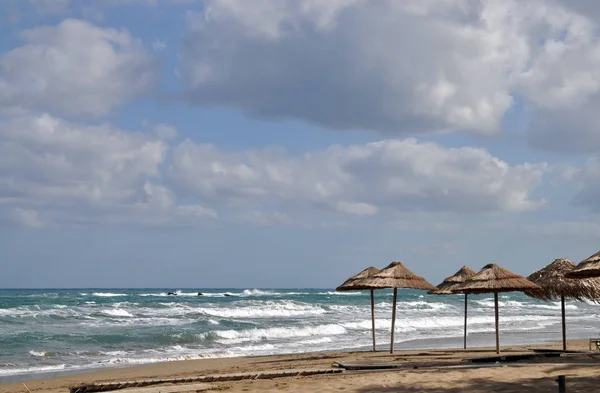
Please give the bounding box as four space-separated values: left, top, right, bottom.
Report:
357 261 436 353
428 266 476 349
526 258 600 351
454 263 540 354
336 266 381 351
565 251 600 278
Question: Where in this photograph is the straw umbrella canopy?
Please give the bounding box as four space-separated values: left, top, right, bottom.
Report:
428 266 477 349
454 263 540 354
566 251 600 278
336 267 381 351
356 261 436 353
525 258 600 351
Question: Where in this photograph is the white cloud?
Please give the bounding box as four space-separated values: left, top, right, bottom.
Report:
153 124 178 140
0 114 213 226
335 201 378 217
181 0 531 135
13 208 44 228
178 0 600 153
0 113 551 227
169 138 548 217
0 19 158 117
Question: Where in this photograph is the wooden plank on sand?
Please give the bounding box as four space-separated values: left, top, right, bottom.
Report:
467 353 560 363
114 383 214 392
69 368 343 393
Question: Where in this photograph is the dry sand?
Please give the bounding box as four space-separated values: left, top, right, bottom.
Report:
4 340 600 392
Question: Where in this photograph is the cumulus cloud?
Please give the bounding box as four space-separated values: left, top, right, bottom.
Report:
517 12 600 153
180 0 534 135
168 138 548 217
177 0 600 153
0 114 213 226
0 19 158 117
0 113 549 227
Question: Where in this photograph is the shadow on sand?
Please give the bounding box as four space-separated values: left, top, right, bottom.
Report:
357 365 597 393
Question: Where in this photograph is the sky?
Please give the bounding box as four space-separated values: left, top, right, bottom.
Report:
1 0 600 289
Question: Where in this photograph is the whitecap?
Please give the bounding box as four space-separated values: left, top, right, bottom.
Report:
28 350 51 357
211 324 346 344
92 293 127 297
102 309 134 318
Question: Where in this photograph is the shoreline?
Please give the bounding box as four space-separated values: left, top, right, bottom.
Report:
0 330 565 384
3 339 599 393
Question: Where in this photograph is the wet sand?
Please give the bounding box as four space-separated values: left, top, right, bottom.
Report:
4 340 600 392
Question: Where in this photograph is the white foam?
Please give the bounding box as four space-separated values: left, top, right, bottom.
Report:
241 289 276 296
343 319 394 330
298 337 333 345
28 350 51 357
102 309 134 318
0 364 67 376
318 291 361 296
92 293 127 297
198 301 326 318
398 301 453 311
471 299 578 310
211 324 346 344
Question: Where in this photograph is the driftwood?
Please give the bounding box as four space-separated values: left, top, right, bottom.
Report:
69 368 342 393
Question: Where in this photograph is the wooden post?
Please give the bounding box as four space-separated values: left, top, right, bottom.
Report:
494 292 500 354
390 288 397 354
464 293 468 350
556 375 566 392
370 289 376 351
561 295 567 351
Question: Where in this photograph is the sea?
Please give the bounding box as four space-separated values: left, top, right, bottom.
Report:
1 288 599 382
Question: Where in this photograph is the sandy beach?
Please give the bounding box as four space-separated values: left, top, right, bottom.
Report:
3 340 600 392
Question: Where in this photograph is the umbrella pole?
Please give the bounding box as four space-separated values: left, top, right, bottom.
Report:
494 292 500 354
561 295 567 351
371 289 376 352
464 293 468 350
390 288 397 354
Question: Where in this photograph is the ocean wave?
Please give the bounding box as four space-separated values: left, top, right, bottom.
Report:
28 350 53 357
92 293 128 297
4 288 600 379
240 289 276 296
209 324 346 344
198 301 326 318
318 291 362 296
0 364 67 376
0 306 82 320
472 299 578 310
101 309 134 318
140 291 234 297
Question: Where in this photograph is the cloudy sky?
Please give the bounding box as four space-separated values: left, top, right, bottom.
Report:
1 0 599 288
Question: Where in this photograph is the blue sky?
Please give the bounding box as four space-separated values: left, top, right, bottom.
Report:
1 0 600 288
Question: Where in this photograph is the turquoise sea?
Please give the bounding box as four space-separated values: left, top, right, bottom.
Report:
1 288 599 381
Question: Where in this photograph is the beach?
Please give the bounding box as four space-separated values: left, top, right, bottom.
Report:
3 288 600 378
3 289 600 391
3 340 600 392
